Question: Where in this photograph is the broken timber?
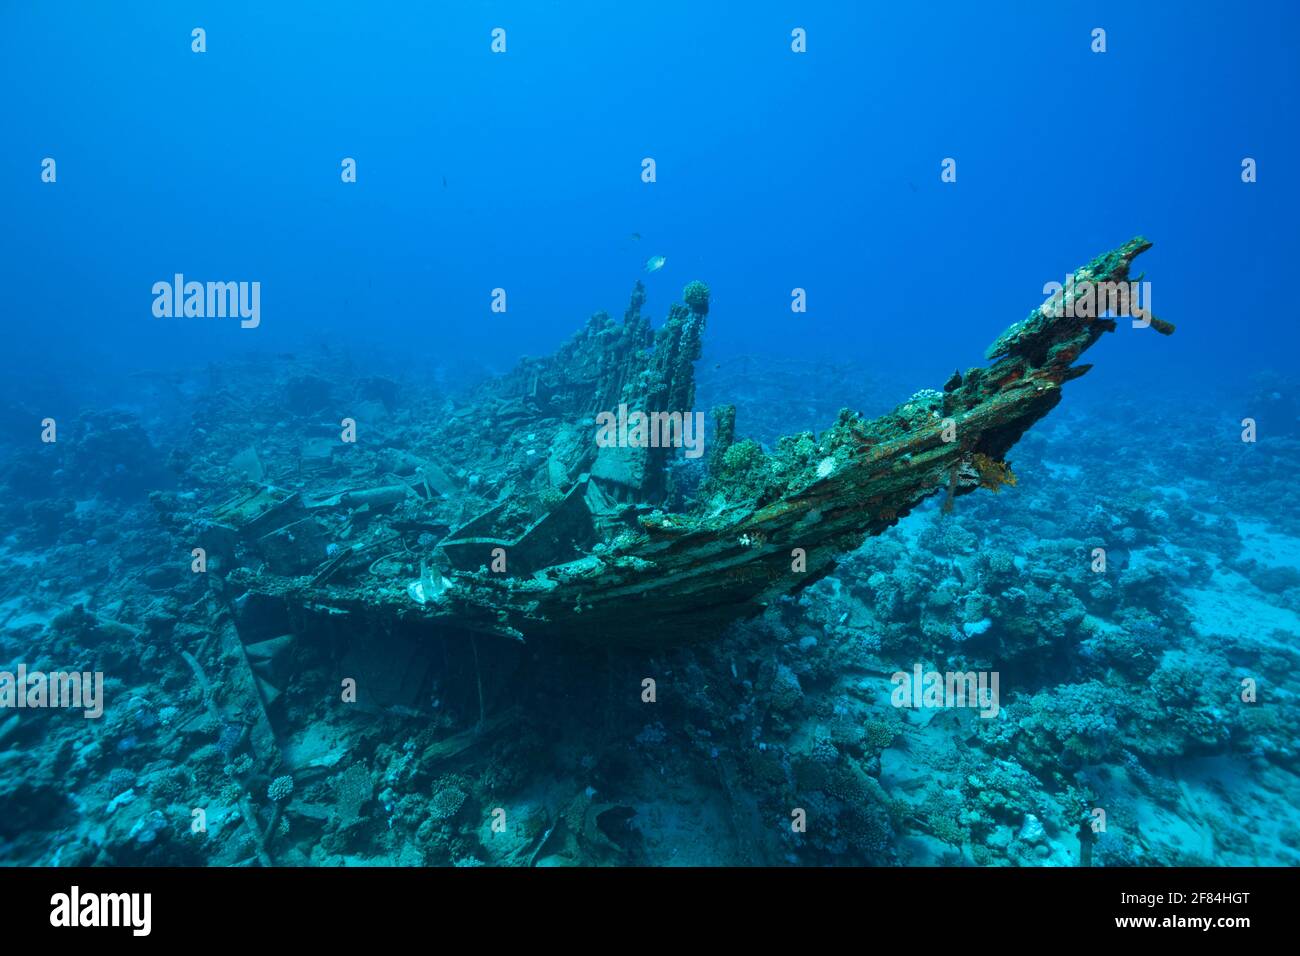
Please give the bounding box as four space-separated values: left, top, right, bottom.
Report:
224 238 1170 649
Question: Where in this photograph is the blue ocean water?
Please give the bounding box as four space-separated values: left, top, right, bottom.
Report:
5 2 1297 384
1 2 1298 869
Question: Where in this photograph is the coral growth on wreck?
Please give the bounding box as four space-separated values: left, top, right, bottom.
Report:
0 247 1295 870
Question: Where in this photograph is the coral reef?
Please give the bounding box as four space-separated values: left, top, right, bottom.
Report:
0 240 1296 869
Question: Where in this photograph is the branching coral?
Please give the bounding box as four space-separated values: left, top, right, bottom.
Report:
429 775 469 821
267 775 294 803
682 280 711 316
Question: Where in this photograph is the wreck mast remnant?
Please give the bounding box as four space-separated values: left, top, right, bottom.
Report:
218 238 1169 649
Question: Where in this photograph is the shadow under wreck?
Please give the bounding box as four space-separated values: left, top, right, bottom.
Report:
184 238 1172 680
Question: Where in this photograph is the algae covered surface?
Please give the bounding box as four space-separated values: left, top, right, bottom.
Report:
2 3 1298 871
1 248 1297 868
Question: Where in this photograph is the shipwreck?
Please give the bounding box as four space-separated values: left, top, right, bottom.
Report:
182 238 1170 715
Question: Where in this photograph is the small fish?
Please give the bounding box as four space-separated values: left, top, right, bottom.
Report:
644 255 667 273
630 232 642 241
